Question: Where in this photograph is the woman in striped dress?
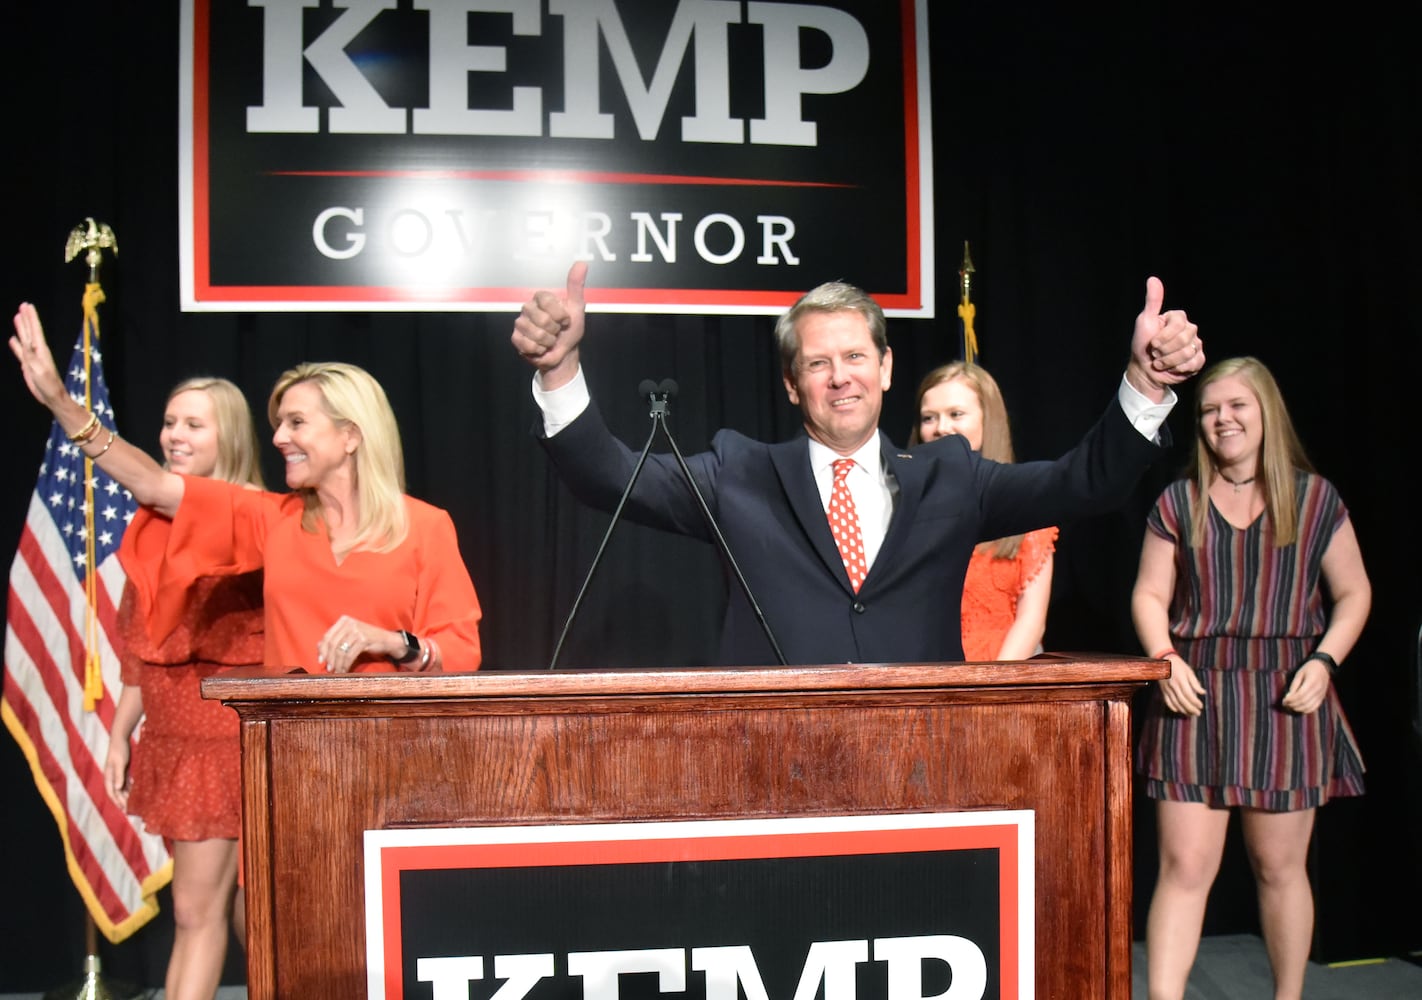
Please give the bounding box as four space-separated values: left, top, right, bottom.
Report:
1132 356 1370 1000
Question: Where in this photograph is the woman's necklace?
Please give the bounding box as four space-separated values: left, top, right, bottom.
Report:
1219 470 1256 493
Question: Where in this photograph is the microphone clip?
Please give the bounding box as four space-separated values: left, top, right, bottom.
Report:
639 378 678 417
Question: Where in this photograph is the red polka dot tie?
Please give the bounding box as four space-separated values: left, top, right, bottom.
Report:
828 459 867 592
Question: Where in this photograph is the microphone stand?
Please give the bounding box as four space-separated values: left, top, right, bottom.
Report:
547 379 787 669
652 381 788 667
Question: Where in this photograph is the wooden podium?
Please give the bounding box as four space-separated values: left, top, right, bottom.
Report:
205 653 1165 999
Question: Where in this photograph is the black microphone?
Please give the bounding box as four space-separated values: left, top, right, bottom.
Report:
637 379 677 398
547 378 788 669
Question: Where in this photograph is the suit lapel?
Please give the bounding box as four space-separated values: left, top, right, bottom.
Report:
770 438 853 591
870 432 929 591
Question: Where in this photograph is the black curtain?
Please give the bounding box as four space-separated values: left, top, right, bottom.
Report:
2 3 1418 989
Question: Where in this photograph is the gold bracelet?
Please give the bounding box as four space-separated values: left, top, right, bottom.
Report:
68 411 101 444
87 429 117 459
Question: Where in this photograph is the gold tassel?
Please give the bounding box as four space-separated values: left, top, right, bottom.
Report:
80 282 107 712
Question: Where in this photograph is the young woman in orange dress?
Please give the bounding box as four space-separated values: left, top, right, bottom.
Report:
104 376 264 1000
911 361 1057 660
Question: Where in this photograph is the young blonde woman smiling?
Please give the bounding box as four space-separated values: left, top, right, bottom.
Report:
1132 356 1370 1000
106 376 265 1000
910 361 1057 661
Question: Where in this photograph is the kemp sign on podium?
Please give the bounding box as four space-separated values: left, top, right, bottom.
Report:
364 811 1033 1000
178 0 934 315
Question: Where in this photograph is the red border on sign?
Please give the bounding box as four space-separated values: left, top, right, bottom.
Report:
374 822 1019 1000
185 0 929 313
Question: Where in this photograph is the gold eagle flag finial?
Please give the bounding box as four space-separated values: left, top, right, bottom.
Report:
65 217 119 284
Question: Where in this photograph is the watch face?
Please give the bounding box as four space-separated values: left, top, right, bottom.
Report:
398 630 420 662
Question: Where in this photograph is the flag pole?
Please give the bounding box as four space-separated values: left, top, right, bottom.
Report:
39 218 142 1000
957 240 978 365
40 919 139 1000
66 219 120 711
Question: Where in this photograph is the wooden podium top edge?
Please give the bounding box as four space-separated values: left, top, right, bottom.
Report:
202 652 1169 702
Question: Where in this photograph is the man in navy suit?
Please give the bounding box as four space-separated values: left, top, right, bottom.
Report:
512 263 1202 666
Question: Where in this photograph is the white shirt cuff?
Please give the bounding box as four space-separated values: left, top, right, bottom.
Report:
1118 375 1176 442
533 365 591 437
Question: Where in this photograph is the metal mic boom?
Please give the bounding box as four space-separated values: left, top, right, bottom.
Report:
547 378 787 669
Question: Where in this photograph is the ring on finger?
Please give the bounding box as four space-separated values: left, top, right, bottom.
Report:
339 641 351 652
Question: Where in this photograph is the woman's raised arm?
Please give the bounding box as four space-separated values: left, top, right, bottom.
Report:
11 302 185 515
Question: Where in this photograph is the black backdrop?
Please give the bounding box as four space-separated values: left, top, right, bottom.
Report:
2 3 1419 990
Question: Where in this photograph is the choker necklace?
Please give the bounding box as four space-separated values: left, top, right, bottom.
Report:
1219 471 1256 493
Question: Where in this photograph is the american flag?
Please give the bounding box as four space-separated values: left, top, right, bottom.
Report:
2 290 171 943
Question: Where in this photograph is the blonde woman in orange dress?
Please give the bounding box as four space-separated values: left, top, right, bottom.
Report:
911 362 1057 660
11 302 482 676
105 377 265 1000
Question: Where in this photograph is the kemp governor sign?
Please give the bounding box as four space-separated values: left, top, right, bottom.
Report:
179 0 934 315
365 811 1033 1000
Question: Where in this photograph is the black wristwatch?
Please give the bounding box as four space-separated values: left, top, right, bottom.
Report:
392 629 421 665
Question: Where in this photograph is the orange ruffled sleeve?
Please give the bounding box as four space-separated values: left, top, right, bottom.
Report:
960 526 1060 661
1018 526 1058 592
118 476 276 648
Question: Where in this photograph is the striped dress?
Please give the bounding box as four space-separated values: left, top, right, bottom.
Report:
1134 471 1365 811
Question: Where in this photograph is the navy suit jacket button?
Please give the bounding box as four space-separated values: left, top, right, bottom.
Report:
853 602 866 614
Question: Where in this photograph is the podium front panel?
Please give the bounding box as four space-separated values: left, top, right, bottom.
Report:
207 656 1163 999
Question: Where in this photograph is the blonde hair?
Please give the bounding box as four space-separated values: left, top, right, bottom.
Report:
1187 356 1314 547
166 376 264 489
910 362 1023 559
267 362 407 554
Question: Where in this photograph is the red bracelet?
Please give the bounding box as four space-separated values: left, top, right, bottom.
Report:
1151 648 1180 660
